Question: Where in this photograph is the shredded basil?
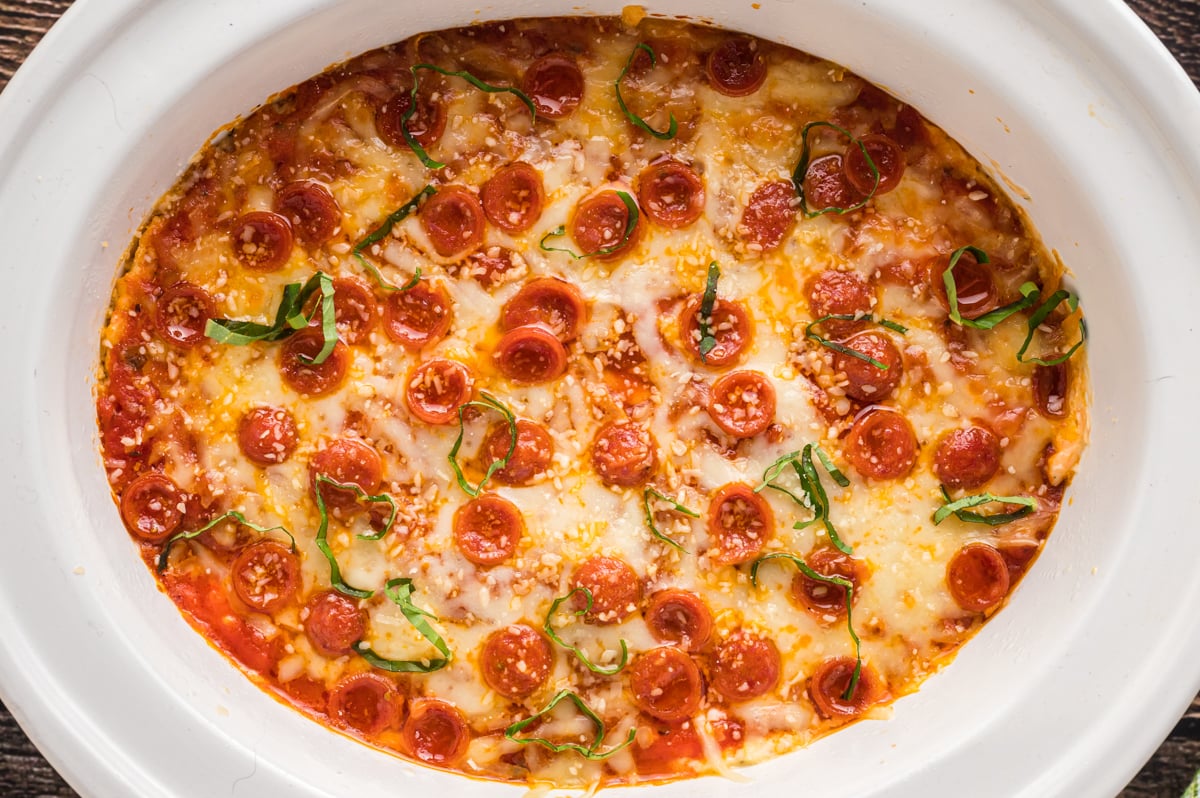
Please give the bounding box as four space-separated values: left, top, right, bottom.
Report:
352 185 434 291
751 552 862 699
448 392 517 497
505 689 637 760
1016 288 1087 366
205 271 337 364
642 487 699 552
934 486 1037 526
791 120 879 217
543 588 629 675
615 43 677 140
942 246 1040 329
313 475 380 599
804 313 907 369
755 445 852 554
697 261 721 362
539 191 639 258
355 577 451 673
156 511 296 573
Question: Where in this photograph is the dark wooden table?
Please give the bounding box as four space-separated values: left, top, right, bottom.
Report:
1 0 1198 795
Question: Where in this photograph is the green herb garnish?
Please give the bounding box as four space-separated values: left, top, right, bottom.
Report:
791 120 879 217
804 313 907 369
156 511 296 573
505 689 637 760
933 486 1037 526
448 392 517 497
205 271 336 364
539 191 639 259
313 474 396 599
543 588 629 675
1016 288 1087 366
642 487 699 552
755 444 852 553
697 261 721 362
354 577 451 673
615 43 677 140
352 185 435 291
942 246 1040 329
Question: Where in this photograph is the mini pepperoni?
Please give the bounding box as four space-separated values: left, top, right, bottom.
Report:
481 162 545 233
120 472 184 542
304 590 366 658
569 190 641 260
453 495 524 566
502 278 586 342
155 282 214 348
231 541 301 613
947 542 1011 612
629 647 704 723
375 88 446 149
419 185 485 259
644 589 713 653
933 426 1002 489
238 406 299 466
790 548 868 621
327 672 400 736
833 331 904 403
493 325 568 384
844 408 918 481
843 133 906 196
711 629 780 701
591 421 657 487
480 624 554 699
679 296 752 367
708 370 776 438
382 282 452 349
231 211 293 272
806 270 874 337
706 483 774 566
279 329 349 396
275 180 341 246
637 159 705 229
308 276 377 346
521 54 585 119
404 699 470 765
309 438 384 510
571 555 643 624
406 359 474 426
809 657 885 719
740 180 796 252
706 37 767 96
933 251 998 320
482 418 554 485
1033 363 1069 418
803 154 859 212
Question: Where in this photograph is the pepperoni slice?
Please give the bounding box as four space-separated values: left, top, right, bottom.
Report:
327 672 400 736
155 282 214 348
711 629 781 701
231 211 293 272
571 555 643 624
629 647 704 723
591 421 657 487
231 541 301 613
482 418 554 486
420 185 485 259
644 589 714 653
481 162 545 234
706 37 767 97
501 278 587 342
569 190 641 260
308 276 377 346
790 548 868 621
279 328 349 396
480 624 554 699
406 359 474 426
706 483 773 566
803 154 860 212
740 180 796 252
494 325 568 384
806 270 874 338
933 250 998 320
303 590 366 658
464 247 520 289
275 180 341 246
708 370 776 438
120 472 184 542
679 295 752 367
933 426 1002 489
452 495 524 566
844 408 918 481
833 331 903 403
947 542 1011 612
843 133 906 196
403 699 470 765
382 282 452 349
309 438 384 510
238 406 299 466
637 159 705 229
809 657 886 719
1033 363 1069 419
521 55 585 119
375 87 446 149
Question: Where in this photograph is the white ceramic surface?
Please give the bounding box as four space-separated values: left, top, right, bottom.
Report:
0 1 1197 795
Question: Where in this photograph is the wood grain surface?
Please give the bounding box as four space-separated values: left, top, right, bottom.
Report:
0 0 1197 795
